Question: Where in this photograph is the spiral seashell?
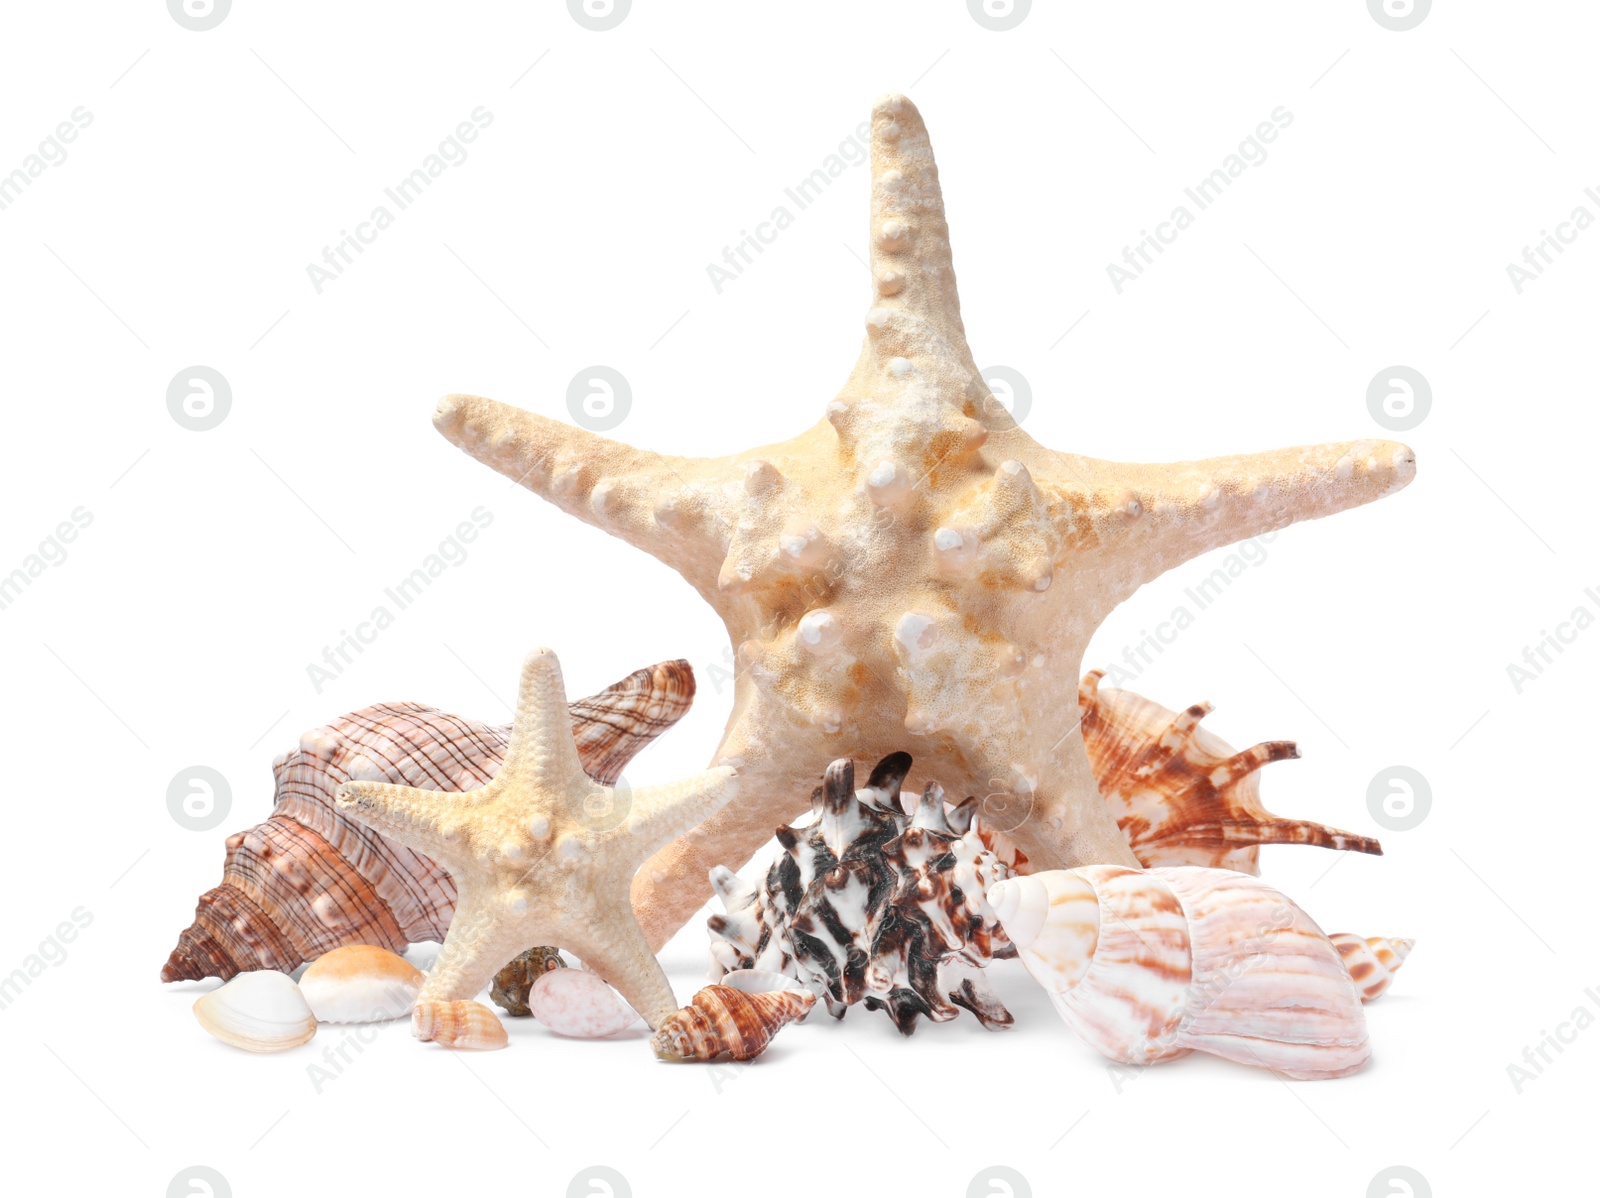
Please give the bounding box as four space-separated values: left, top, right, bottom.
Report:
161 660 696 983
1081 671 1383 873
192 970 317 1053
650 985 815 1062
1329 934 1415 1002
990 866 1371 1080
412 999 508 1050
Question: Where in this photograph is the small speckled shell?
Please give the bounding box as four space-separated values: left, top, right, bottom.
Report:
528 968 639 1039
651 986 815 1062
412 999 507 1050
991 866 1371 1080
1330 933 1415 1002
489 947 566 1017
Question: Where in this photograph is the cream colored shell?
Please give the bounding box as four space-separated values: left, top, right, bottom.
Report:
990 866 1371 1080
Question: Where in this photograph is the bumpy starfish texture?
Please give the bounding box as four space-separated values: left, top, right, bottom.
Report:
334 648 738 1028
430 95 1416 950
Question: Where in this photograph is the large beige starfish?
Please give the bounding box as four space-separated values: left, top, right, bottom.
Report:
429 95 1416 950
334 648 738 1027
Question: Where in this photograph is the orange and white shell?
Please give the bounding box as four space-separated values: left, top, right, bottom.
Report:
299 945 424 1023
650 986 815 1062
989 866 1370 1080
1330 934 1415 1002
412 999 508 1050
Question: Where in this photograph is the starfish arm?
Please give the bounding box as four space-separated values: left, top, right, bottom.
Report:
564 895 681 1029
416 889 528 1003
432 393 724 593
335 779 456 860
618 766 741 857
1052 439 1416 593
502 647 589 791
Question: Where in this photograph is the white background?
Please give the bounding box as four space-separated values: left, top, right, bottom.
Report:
2 2 1593 1196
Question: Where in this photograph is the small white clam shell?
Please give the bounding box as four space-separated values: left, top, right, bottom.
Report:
529 967 640 1038
193 970 317 1053
299 945 424 1023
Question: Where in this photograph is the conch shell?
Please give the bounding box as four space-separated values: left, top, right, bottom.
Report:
161 660 696 983
192 970 317 1053
1081 671 1382 872
651 985 815 1062
412 999 508 1050
1330 933 1414 1002
990 866 1371 1080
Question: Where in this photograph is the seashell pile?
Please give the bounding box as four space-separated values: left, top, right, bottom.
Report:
990 866 1372 1080
192 970 318 1054
651 985 815 1062
707 753 1023 1035
161 659 696 984
413 999 508 1051
490 946 567 1018
298 944 423 1024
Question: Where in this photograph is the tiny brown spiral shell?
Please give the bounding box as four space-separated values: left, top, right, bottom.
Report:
650 986 815 1062
1330 934 1415 1002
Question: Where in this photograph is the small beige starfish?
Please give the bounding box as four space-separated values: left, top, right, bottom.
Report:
335 647 738 1028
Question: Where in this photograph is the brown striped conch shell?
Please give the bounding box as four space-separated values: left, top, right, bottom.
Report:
989 866 1371 1080
490 947 566 1017
298 944 423 1023
1330 934 1415 1002
192 970 317 1053
412 999 508 1050
650 985 815 1062
161 660 696 984
1081 671 1383 873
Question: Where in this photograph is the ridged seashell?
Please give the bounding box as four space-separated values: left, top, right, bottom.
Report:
990 866 1371 1080
193 970 317 1053
1081 671 1383 873
162 660 696 983
298 944 424 1023
527 968 640 1039
651 985 815 1062
707 753 1023 1035
1330 934 1415 1002
490 947 566 1018
412 999 508 1050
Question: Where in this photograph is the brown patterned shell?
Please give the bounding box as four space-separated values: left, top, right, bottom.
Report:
650 985 815 1062
1330 933 1415 1002
1080 670 1382 872
161 661 696 983
490 947 566 1017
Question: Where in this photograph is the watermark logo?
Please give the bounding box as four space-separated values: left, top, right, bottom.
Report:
568 1166 631 1197
968 0 1031 32
1367 1165 1431 1197
168 366 232 432
168 0 231 32
569 0 630 31
968 1165 1031 1197
570 776 632 834
167 766 232 832
1366 366 1430 432
567 366 631 432
978 365 1031 428
167 1166 231 1197
1367 0 1430 32
1366 766 1430 832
